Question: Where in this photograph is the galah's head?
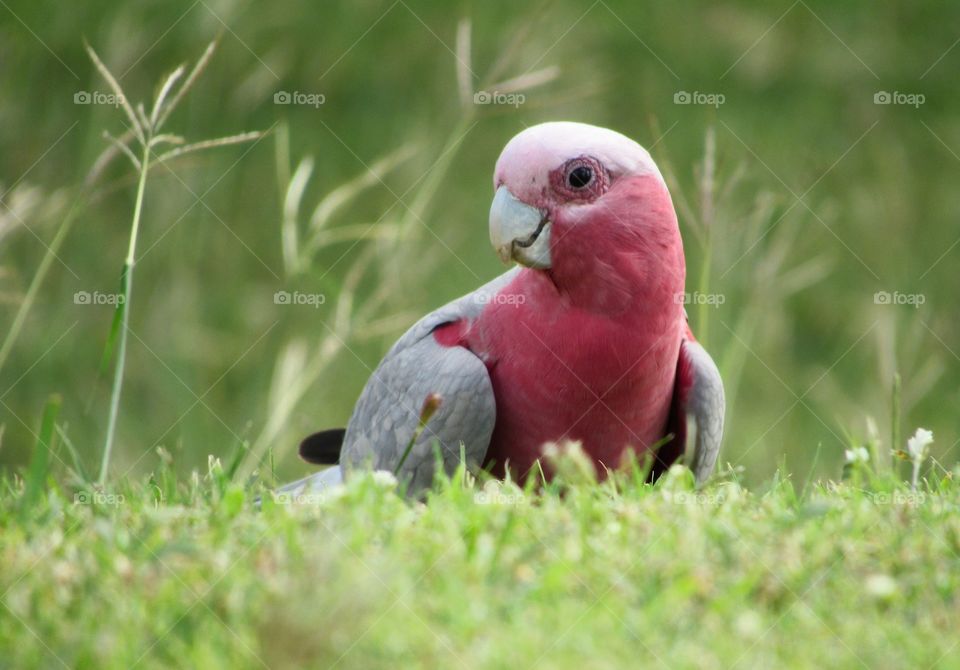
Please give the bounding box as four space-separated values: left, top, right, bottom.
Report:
489 122 681 289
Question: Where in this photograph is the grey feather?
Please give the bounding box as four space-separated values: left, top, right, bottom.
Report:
335 268 521 495
681 339 725 485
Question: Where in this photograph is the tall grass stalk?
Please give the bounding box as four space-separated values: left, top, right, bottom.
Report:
85 41 263 483
100 144 150 484
0 199 83 376
891 371 901 472
696 127 716 346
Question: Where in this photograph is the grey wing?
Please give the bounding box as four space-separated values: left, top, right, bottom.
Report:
681 339 725 485
340 268 521 494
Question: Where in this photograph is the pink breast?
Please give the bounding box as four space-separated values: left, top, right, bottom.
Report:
461 275 682 480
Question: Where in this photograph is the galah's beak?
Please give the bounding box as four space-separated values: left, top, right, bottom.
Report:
488 186 552 269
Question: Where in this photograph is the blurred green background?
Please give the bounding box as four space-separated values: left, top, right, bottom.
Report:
1 0 957 484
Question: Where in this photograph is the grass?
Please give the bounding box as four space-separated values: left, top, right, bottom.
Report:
2 457 959 669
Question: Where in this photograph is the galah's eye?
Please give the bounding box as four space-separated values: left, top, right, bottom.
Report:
551 156 608 201
568 165 593 189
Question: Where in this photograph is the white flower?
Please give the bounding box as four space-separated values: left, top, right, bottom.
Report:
371 470 399 488
906 428 934 462
844 447 870 464
864 573 898 600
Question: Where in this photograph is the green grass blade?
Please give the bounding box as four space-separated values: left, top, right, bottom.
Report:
100 261 135 485
891 371 901 471
23 394 61 508
98 269 127 374
56 423 91 484
0 197 84 377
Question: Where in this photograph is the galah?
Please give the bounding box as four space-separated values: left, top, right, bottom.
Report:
283 122 724 497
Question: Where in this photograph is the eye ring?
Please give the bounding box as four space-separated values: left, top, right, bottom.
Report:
567 165 594 189
550 156 608 199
